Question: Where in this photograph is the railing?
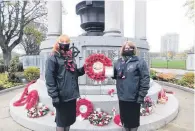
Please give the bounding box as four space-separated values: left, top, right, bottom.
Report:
150 58 186 69
19 55 41 69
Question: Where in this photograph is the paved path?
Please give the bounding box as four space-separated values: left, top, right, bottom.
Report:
151 68 194 75
157 85 194 131
0 86 194 131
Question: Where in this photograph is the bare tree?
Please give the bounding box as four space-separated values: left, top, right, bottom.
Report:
184 0 195 24
0 1 47 69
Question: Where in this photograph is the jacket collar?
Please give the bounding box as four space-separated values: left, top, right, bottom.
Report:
121 55 139 63
54 52 61 57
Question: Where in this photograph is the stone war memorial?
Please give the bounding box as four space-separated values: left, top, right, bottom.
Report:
9 1 179 131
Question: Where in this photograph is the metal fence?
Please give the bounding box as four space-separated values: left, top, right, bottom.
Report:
150 58 186 69
19 55 41 69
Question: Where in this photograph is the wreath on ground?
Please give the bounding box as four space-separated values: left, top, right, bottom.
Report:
13 80 50 118
76 98 93 119
88 110 112 126
13 80 38 110
158 89 169 104
84 53 112 81
140 96 155 116
27 103 49 118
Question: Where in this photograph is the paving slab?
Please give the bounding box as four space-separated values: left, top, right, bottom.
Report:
157 85 194 131
0 117 30 131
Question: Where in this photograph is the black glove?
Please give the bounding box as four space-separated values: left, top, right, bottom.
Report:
81 66 85 73
52 97 60 108
136 96 144 104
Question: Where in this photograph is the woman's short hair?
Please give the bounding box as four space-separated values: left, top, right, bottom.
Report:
120 41 137 56
52 34 70 52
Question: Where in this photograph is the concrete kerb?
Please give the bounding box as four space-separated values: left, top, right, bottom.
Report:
155 80 195 94
0 85 25 95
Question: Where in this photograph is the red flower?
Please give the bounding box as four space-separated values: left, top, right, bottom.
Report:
76 98 93 119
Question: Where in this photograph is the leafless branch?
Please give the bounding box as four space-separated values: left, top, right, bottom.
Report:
24 13 47 26
5 4 15 38
10 1 28 51
24 1 40 16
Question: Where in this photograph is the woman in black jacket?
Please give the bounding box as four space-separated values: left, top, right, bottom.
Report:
112 41 150 131
45 35 85 131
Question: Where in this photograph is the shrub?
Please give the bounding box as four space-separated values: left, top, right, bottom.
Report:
150 69 157 79
177 79 188 86
177 72 195 88
24 67 40 81
9 56 20 72
182 72 194 84
8 56 20 82
157 73 176 82
0 73 21 89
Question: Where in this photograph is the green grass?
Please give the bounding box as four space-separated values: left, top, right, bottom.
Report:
151 59 186 69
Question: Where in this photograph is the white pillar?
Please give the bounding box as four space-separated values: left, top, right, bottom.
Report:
104 0 124 37
47 1 62 36
135 0 146 40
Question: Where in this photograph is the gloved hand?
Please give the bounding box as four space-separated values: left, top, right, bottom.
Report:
136 96 144 104
52 97 60 108
81 66 85 73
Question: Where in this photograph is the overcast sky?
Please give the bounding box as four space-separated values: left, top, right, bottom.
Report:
62 0 195 52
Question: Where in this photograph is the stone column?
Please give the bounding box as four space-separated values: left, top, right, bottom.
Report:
103 0 124 37
39 1 62 80
135 0 146 40
47 1 62 37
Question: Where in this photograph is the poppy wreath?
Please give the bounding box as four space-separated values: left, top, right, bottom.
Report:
13 80 39 110
113 114 122 127
140 96 155 116
88 110 112 126
158 89 169 104
27 103 50 118
76 98 94 119
84 53 112 81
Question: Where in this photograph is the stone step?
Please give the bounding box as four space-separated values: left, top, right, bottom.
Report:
80 94 119 113
9 94 179 131
27 79 162 110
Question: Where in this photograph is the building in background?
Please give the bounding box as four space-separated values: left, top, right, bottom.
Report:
161 33 179 57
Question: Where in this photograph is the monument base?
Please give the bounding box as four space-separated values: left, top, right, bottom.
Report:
24 79 161 113
10 93 179 131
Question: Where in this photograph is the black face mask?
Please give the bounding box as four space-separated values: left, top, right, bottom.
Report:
122 50 134 56
59 43 70 51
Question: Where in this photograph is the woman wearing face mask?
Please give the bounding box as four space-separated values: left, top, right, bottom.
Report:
112 41 150 131
45 35 85 131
